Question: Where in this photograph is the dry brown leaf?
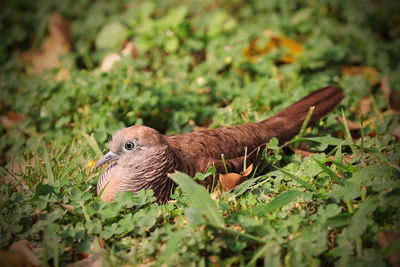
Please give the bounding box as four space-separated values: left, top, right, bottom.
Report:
391 125 400 138
219 173 244 191
6 156 35 175
55 68 70 82
243 31 303 64
68 249 105 267
219 163 253 191
359 97 372 117
100 41 137 71
381 74 400 113
241 163 254 176
61 204 75 214
381 74 391 99
20 12 71 76
100 53 121 71
0 111 25 129
2 156 33 191
342 66 379 86
377 231 400 267
9 240 41 267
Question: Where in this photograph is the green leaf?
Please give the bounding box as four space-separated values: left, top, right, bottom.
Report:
164 37 179 53
267 137 279 150
95 21 129 49
169 172 224 227
253 190 302 215
326 213 353 228
347 197 380 239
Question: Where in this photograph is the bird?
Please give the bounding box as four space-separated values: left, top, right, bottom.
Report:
95 86 343 202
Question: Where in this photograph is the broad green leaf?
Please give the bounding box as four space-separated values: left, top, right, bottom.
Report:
326 213 353 228
253 190 302 215
169 172 224 227
95 21 128 49
347 197 380 239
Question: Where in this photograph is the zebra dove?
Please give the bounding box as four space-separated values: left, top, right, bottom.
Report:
95 86 343 202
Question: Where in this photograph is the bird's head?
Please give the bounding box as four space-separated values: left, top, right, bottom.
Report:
95 125 176 202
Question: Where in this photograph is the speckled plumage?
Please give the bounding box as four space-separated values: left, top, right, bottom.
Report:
96 86 344 202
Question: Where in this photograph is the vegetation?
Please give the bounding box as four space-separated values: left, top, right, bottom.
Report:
1 0 399 266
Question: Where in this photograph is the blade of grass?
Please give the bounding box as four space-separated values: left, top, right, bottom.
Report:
84 133 103 157
209 222 265 244
341 109 356 154
312 156 344 186
42 142 54 185
58 156 81 181
243 146 248 172
272 165 317 192
246 244 269 267
284 136 350 148
297 106 315 139
221 154 228 174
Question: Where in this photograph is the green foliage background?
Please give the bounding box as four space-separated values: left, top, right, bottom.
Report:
0 0 399 266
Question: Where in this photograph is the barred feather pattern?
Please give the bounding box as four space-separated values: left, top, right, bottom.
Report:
96 161 118 195
97 145 177 202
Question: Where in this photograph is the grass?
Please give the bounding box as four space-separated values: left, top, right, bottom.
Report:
1 0 400 266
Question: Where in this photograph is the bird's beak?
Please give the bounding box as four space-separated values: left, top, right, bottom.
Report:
95 151 119 168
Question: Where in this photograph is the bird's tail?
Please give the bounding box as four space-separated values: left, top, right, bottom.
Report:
210 86 344 181
260 86 344 144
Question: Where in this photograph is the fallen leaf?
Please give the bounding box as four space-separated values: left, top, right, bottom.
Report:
391 125 400 138
381 74 391 99
20 12 71 76
381 74 400 113
55 68 70 82
243 31 303 64
359 97 372 117
100 41 137 71
68 249 105 267
0 251 28 267
219 164 253 191
95 21 128 49
0 111 25 129
61 204 75 214
9 240 41 267
342 66 379 86
241 163 254 176
377 231 400 267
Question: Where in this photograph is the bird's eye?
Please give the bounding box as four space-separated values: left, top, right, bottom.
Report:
124 141 135 150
